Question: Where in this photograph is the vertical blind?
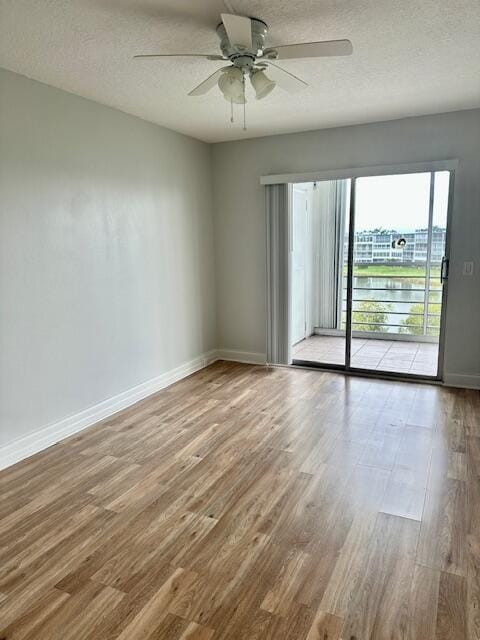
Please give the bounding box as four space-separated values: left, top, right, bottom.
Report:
266 184 290 365
311 179 348 330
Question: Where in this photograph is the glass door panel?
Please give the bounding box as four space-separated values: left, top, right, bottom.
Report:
412 171 450 375
349 172 449 377
291 179 350 368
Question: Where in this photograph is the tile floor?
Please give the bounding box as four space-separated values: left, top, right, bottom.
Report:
292 335 439 376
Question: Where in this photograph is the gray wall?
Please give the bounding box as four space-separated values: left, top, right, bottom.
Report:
0 68 216 446
212 110 480 383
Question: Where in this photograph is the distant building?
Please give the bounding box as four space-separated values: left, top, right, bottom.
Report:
346 228 446 264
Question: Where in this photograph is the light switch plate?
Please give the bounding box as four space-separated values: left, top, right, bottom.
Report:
463 261 474 276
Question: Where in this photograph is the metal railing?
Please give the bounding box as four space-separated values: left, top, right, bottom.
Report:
340 273 442 338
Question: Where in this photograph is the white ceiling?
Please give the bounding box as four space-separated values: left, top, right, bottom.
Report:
1 0 479 143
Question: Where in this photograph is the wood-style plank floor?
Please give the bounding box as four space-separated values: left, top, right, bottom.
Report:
1 361 479 639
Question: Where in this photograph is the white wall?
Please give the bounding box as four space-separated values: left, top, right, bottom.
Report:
212 109 480 386
0 68 216 452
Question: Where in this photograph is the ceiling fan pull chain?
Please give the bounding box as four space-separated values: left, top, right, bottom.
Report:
230 98 234 123
243 76 247 130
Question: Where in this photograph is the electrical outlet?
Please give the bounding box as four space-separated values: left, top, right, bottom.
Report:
463 261 474 276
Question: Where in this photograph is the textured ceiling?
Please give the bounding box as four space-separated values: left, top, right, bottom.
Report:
1 0 479 142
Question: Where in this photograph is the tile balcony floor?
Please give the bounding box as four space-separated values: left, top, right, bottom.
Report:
292 335 439 376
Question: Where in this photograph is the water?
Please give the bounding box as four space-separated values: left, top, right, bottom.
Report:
343 276 442 335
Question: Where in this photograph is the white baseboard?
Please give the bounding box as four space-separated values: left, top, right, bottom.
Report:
4 348 475 471
443 372 480 390
217 349 267 365
0 349 218 471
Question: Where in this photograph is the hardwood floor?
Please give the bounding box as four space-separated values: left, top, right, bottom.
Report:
1 361 478 639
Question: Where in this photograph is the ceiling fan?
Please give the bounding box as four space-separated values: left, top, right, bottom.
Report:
134 12 353 128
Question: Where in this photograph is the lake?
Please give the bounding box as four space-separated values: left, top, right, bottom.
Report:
343 276 442 334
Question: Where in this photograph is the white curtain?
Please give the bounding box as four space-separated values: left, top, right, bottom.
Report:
266 184 290 364
311 180 348 329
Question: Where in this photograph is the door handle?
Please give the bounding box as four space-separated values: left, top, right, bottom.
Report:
440 256 449 284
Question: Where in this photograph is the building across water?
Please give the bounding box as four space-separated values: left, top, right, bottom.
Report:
347 228 446 264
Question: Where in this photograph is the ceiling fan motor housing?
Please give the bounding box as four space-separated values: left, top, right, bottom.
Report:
216 17 269 68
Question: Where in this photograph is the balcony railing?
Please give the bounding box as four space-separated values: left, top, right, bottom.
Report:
340 272 442 340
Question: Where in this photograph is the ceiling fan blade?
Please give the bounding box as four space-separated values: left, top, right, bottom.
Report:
134 54 225 60
221 13 252 50
263 62 308 93
265 39 353 60
188 67 230 96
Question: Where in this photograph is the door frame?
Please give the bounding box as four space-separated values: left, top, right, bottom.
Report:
270 159 458 383
436 169 455 380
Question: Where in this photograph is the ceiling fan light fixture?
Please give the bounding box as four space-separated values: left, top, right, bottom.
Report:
228 94 247 105
134 12 353 122
250 69 276 100
218 67 245 103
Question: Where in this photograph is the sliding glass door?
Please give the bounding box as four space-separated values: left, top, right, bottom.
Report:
291 169 452 380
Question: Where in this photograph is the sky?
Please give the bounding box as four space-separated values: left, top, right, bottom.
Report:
354 171 449 232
